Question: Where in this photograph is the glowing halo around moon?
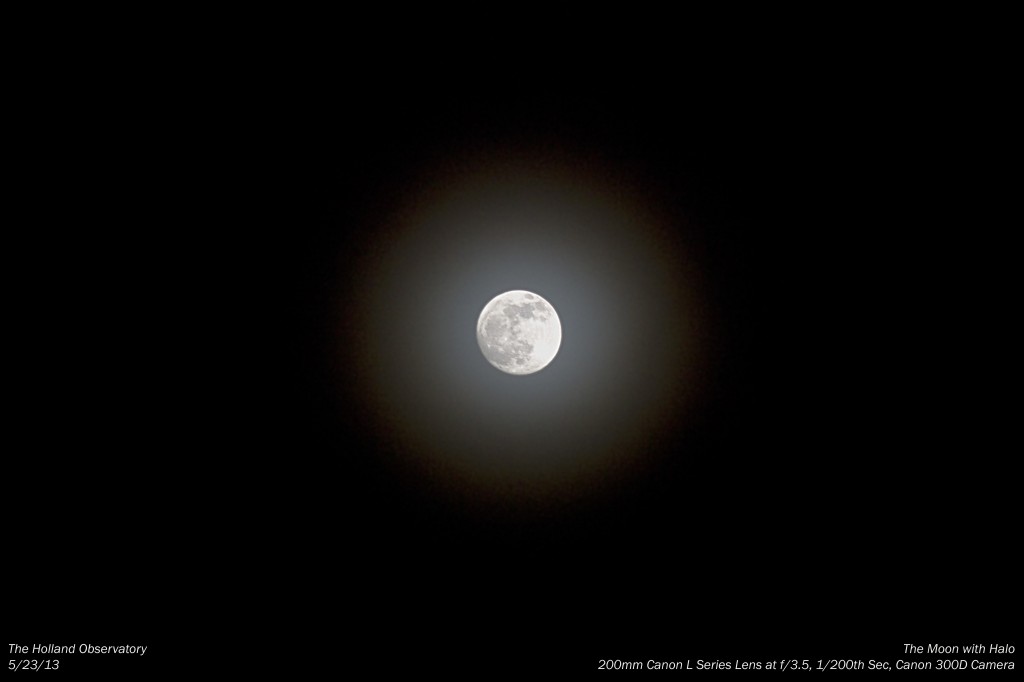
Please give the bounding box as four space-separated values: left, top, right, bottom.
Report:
339 149 709 507
477 290 561 375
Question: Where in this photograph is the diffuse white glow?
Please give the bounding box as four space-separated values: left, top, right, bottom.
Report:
345 149 707 506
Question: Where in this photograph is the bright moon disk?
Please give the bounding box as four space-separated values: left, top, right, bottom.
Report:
477 290 562 375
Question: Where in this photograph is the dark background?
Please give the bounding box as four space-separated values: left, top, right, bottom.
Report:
9 23 1013 675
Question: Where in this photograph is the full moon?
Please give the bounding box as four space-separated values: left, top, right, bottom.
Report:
477 290 562 375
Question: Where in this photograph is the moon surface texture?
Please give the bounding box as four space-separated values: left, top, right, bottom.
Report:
477 290 561 375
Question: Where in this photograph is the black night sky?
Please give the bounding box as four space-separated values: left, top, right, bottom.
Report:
10 27 1014 674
